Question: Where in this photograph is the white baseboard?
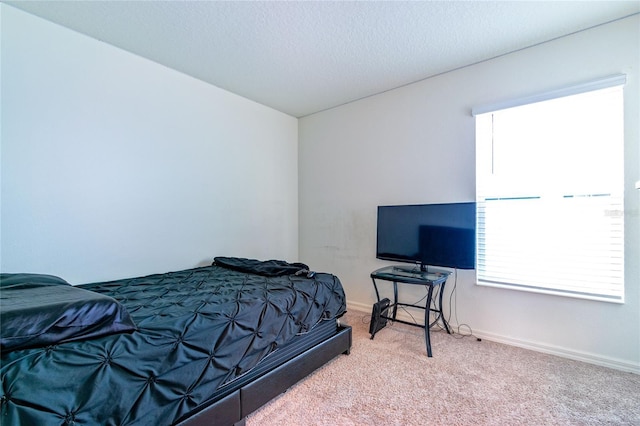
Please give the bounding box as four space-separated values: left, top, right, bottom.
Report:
470 328 640 374
346 301 640 374
347 301 375 317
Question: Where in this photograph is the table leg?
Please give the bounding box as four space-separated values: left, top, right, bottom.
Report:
392 281 399 321
437 280 451 334
424 284 435 357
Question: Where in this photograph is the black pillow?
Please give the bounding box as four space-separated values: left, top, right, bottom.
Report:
1 273 136 353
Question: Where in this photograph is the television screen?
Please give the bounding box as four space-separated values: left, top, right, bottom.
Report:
376 202 476 270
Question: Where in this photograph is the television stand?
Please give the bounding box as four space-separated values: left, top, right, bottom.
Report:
369 265 451 357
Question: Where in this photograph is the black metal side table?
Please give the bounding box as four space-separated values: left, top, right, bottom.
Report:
370 265 451 357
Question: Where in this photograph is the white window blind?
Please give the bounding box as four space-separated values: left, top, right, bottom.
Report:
474 76 625 303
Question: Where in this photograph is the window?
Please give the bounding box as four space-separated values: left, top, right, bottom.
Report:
473 75 625 303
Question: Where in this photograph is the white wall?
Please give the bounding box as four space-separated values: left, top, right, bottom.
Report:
0 5 299 284
2 4 638 372
299 16 640 372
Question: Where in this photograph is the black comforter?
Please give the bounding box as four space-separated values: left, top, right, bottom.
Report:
0 260 346 425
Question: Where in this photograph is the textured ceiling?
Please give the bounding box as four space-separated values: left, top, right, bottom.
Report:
5 1 640 117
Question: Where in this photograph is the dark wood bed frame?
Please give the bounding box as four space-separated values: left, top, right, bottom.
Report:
176 324 352 426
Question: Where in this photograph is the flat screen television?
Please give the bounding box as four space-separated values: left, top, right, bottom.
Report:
376 202 476 271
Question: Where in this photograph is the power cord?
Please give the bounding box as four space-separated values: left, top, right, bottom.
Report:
445 268 480 341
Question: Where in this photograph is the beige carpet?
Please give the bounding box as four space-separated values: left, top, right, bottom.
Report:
247 310 640 425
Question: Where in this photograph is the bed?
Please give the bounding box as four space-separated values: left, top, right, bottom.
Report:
0 257 351 426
